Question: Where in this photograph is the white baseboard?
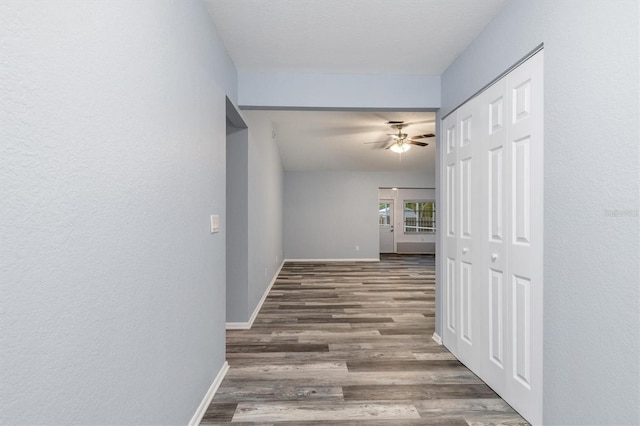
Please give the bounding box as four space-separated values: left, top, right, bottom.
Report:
285 258 380 262
226 260 284 330
432 332 443 345
188 361 229 426
225 321 251 330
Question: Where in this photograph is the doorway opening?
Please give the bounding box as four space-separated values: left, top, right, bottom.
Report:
378 187 437 255
225 97 249 325
378 198 394 253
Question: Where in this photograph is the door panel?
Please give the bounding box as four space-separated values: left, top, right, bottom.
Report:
460 158 473 239
446 257 456 334
447 164 456 237
460 114 473 147
489 269 504 368
512 137 531 245
490 95 505 134
454 99 481 369
512 275 531 388
442 114 458 350
513 79 532 122
489 147 504 241
505 51 543 425
460 261 473 344
481 77 509 397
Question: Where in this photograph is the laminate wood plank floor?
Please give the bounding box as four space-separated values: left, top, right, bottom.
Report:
201 254 528 425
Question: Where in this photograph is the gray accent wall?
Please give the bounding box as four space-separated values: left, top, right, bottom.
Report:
284 171 434 259
440 1 639 424
1 1 237 424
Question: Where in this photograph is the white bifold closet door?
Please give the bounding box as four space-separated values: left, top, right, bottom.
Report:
441 50 543 425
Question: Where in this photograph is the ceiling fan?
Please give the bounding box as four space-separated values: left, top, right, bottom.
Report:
367 121 435 153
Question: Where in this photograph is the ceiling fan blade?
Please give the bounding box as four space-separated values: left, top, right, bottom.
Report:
402 119 436 126
363 140 389 144
407 141 429 147
411 133 436 139
386 120 405 125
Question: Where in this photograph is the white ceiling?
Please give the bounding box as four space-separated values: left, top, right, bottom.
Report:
244 110 436 172
206 1 508 172
205 0 509 75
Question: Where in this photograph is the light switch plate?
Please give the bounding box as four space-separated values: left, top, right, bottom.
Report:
210 214 219 233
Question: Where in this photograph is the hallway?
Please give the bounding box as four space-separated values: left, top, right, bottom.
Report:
201 255 527 424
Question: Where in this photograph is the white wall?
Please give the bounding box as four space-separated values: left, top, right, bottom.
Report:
0 1 237 424
439 1 639 424
243 111 285 318
239 72 440 110
284 171 434 260
378 188 436 250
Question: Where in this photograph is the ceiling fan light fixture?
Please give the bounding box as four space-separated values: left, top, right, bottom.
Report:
390 142 411 153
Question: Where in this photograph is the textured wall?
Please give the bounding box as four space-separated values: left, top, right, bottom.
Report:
440 0 640 424
0 1 237 424
284 171 435 260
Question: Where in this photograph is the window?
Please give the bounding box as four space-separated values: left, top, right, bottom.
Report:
404 201 435 233
379 202 391 225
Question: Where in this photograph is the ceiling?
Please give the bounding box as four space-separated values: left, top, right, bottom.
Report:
204 0 509 75
206 1 508 172
244 110 436 172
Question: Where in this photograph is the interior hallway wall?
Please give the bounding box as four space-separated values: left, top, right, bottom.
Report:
226 123 249 322
284 171 434 260
243 111 285 319
439 0 639 424
0 1 237 424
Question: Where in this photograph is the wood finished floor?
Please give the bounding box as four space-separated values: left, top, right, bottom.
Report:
202 254 528 425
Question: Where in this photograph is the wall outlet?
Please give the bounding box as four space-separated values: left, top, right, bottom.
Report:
355 245 360 251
